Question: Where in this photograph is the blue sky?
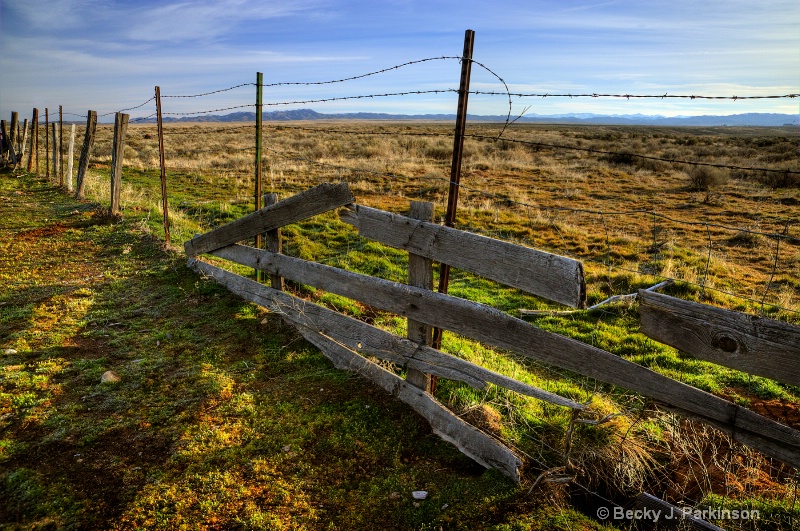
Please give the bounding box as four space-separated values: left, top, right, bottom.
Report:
1 0 798 122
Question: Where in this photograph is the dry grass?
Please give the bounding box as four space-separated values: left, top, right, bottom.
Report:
17 120 800 529
74 120 799 316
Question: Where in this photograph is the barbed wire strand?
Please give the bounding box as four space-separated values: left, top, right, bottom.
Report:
262 146 800 315
470 90 800 100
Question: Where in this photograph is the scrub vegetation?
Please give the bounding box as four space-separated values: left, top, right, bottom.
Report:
1 121 798 529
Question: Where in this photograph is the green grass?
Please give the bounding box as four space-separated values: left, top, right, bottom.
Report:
1 169 621 529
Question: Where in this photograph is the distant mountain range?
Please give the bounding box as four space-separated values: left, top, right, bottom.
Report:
150 109 799 127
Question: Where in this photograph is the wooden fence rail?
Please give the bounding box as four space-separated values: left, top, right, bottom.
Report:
185 182 800 482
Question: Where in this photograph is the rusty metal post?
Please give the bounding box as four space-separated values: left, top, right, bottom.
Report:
59 105 64 185
255 72 264 280
155 86 170 244
431 29 475 354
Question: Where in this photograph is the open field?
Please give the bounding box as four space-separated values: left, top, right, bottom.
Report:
85 121 800 316
2 122 799 529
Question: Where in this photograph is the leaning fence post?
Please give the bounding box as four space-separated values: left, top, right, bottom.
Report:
263 192 284 290
432 29 474 353
75 110 97 199
20 119 28 163
406 201 435 392
9 112 19 167
66 124 75 192
155 86 170 244
27 108 38 173
110 112 129 216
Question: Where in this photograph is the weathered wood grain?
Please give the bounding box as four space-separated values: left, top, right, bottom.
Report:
185 182 354 256
340 204 586 308
263 193 285 291
639 290 800 386
406 201 434 392
189 259 522 481
636 493 724 531
75 110 97 200
190 257 583 409
294 323 522 482
206 244 800 468
110 112 129 216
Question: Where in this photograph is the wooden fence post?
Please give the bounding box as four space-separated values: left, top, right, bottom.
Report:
432 29 474 351
27 108 38 173
75 110 97 199
9 112 19 167
45 108 50 180
0 121 12 165
406 201 435 392
155 86 170 244
263 192 284 290
51 123 59 181
20 119 28 162
66 124 75 192
110 112 129 216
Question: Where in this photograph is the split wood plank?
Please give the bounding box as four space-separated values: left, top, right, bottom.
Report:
340 204 586 308
188 258 523 482
189 257 582 409
185 182 354 256
263 193 284 291
639 290 800 387
295 324 522 483
207 244 800 468
406 201 434 392
636 493 724 531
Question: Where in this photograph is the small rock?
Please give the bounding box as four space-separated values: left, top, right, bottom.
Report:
412 491 428 500
282 445 291 452
4 349 18 355
441 503 449 510
101 370 121 383
260 318 269 325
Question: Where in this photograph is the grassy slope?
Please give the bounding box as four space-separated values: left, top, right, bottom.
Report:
0 170 614 530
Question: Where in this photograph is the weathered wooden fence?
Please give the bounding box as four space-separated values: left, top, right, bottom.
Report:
185 182 800 485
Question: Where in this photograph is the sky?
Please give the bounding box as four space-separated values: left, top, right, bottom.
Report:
1 0 798 122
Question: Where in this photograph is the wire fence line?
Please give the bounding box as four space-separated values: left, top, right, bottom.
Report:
11 52 800 530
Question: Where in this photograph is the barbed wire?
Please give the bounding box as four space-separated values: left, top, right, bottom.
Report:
163 104 255 116
259 56 463 87
261 146 799 315
161 83 253 98
99 97 156 117
263 144 797 241
131 113 158 123
469 90 800 100
268 124 453 138
465 133 800 176
165 146 256 157
161 124 256 135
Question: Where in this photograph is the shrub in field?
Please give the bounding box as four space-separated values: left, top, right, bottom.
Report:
688 166 729 192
